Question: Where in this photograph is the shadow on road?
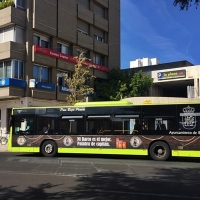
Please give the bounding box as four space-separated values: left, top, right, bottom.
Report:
0 169 200 200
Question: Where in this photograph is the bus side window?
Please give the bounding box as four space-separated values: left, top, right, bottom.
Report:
113 116 140 135
61 116 84 135
86 116 111 135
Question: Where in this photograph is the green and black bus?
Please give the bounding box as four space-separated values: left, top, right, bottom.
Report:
8 100 200 161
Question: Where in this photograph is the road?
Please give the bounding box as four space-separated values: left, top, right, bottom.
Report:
0 152 200 200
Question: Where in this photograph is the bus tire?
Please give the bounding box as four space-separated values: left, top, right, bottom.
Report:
149 141 170 161
41 140 57 157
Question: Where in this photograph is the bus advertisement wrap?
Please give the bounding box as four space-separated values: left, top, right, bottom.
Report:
8 101 200 161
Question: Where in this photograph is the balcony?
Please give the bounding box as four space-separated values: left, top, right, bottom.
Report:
0 78 26 99
33 0 57 36
94 14 108 32
77 5 93 24
32 46 57 68
94 0 108 8
94 39 108 55
0 6 26 28
0 41 26 61
77 31 93 50
31 82 56 100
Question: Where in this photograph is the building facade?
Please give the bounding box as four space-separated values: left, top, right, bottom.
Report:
126 59 199 99
0 0 120 132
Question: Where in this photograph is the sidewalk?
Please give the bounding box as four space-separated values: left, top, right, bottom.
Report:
0 144 8 152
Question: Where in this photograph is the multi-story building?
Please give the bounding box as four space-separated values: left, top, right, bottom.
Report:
0 0 120 132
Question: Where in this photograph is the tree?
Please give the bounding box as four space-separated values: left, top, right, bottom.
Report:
0 0 15 10
173 0 199 10
65 53 95 105
95 68 153 101
129 70 154 97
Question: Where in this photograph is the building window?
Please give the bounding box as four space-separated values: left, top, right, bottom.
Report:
57 43 71 55
77 49 88 58
0 27 13 43
14 60 23 79
93 54 103 65
15 0 26 10
0 60 23 79
77 29 88 35
57 71 71 86
33 65 49 83
0 26 25 44
94 28 104 43
94 35 104 43
77 0 89 9
33 34 49 48
15 26 25 44
0 61 11 78
77 20 89 35
94 4 105 18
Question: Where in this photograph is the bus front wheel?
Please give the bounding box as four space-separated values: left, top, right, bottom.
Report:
41 140 57 157
149 141 170 161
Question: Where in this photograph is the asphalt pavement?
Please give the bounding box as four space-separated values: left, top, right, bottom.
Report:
1 152 200 199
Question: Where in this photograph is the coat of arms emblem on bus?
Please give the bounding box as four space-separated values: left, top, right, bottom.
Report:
181 105 196 130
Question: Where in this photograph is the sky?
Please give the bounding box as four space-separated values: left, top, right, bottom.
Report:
120 0 200 69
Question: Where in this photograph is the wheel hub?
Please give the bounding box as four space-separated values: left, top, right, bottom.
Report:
158 148 164 155
45 144 53 154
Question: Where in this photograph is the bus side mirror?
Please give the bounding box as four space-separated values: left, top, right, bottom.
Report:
9 115 14 127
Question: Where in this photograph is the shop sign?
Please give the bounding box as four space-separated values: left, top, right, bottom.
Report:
157 70 186 80
34 45 109 73
60 86 71 93
0 78 26 88
36 82 55 91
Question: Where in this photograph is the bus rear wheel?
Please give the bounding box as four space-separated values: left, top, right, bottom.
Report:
149 141 170 161
41 140 57 157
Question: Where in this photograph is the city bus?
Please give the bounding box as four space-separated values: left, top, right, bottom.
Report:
8 100 200 161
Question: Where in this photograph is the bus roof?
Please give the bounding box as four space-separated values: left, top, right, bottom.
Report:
74 100 133 107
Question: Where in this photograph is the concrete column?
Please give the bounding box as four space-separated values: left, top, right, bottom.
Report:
24 0 34 97
194 77 198 98
72 45 77 57
0 109 7 133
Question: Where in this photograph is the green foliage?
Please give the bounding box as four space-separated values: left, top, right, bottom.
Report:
95 68 153 101
0 0 15 10
173 0 199 10
65 53 95 105
129 70 154 97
